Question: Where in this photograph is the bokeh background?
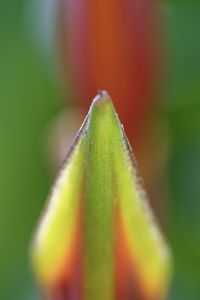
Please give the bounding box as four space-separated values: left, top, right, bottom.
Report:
0 0 200 299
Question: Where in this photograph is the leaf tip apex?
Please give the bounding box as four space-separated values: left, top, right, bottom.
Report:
92 90 112 107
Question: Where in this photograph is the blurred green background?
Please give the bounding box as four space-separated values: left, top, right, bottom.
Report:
0 0 200 299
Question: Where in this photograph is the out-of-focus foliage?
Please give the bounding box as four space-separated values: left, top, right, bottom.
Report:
165 1 200 299
0 0 199 299
0 1 60 299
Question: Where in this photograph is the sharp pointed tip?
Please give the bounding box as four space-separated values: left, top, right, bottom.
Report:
88 90 116 122
92 90 112 107
97 89 111 98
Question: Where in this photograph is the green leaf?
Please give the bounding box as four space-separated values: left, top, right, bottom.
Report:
31 91 172 299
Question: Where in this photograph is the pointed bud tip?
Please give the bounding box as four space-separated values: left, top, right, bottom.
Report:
92 90 112 108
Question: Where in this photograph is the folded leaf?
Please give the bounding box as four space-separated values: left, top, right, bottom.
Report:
31 91 171 299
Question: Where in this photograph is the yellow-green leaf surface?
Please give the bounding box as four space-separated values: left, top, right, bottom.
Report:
31 91 172 299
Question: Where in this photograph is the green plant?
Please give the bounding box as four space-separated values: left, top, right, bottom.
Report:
31 92 171 299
